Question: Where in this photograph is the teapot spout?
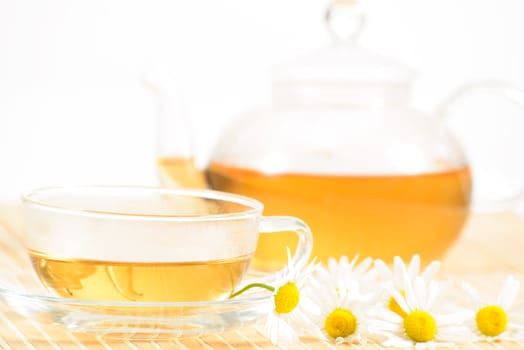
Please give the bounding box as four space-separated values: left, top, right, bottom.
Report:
142 77 208 189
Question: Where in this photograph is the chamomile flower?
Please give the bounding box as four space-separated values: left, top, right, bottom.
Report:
304 263 377 345
261 253 320 346
370 277 470 349
461 275 524 341
375 255 440 318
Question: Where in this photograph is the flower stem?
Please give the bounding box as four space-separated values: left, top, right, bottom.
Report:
229 283 275 299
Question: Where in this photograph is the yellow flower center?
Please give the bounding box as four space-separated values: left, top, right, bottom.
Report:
403 310 437 342
388 291 407 319
476 305 508 337
324 308 357 339
274 282 300 314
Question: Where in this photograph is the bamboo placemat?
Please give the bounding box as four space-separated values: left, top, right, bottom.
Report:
0 204 523 349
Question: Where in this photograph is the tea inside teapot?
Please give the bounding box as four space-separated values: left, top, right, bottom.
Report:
206 170 471 269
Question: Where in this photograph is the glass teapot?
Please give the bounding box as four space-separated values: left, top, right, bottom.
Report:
149 1 524 270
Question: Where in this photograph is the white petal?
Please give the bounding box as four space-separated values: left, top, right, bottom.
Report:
408 254 421 279
264 313 280 345
348 254 359 269
327 256 337 271
413 277 428 309
498 275 520 309
422 260 441 284
414 342 430 350
380 310 405 323
393 256 409 289
265 314 299 346
375 259 393 281
290 307 315 330
461 281 481 306
277 321 299 346
403 278 417 311
285 248 296 275
300 295 323 317
419 340 455 349
355 257 373 275
426 288 439 310
382 335 413 348
426 280 439 310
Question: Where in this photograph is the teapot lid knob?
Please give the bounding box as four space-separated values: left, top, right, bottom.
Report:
325 0 365 44
271 0 415 87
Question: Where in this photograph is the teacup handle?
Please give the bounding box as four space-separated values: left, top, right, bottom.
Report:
256 216 313 282
438 80 524 211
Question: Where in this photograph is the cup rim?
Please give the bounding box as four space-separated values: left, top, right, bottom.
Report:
21 185 264 222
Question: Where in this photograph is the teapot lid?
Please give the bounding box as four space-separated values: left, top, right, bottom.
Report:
272 1 415 86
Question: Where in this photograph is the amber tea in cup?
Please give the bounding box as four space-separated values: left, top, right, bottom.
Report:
22 187 312 302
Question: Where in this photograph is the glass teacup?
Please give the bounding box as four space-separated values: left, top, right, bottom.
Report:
21 186 312 302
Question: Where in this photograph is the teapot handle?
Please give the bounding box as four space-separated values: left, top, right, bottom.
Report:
438 80 524 115
438 80 524 211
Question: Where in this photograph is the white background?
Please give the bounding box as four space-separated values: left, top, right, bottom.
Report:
1 0 524 209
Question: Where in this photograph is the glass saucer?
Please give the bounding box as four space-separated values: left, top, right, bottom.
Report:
0 268 273 340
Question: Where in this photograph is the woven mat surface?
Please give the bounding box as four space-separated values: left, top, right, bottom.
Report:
0 205 523 349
